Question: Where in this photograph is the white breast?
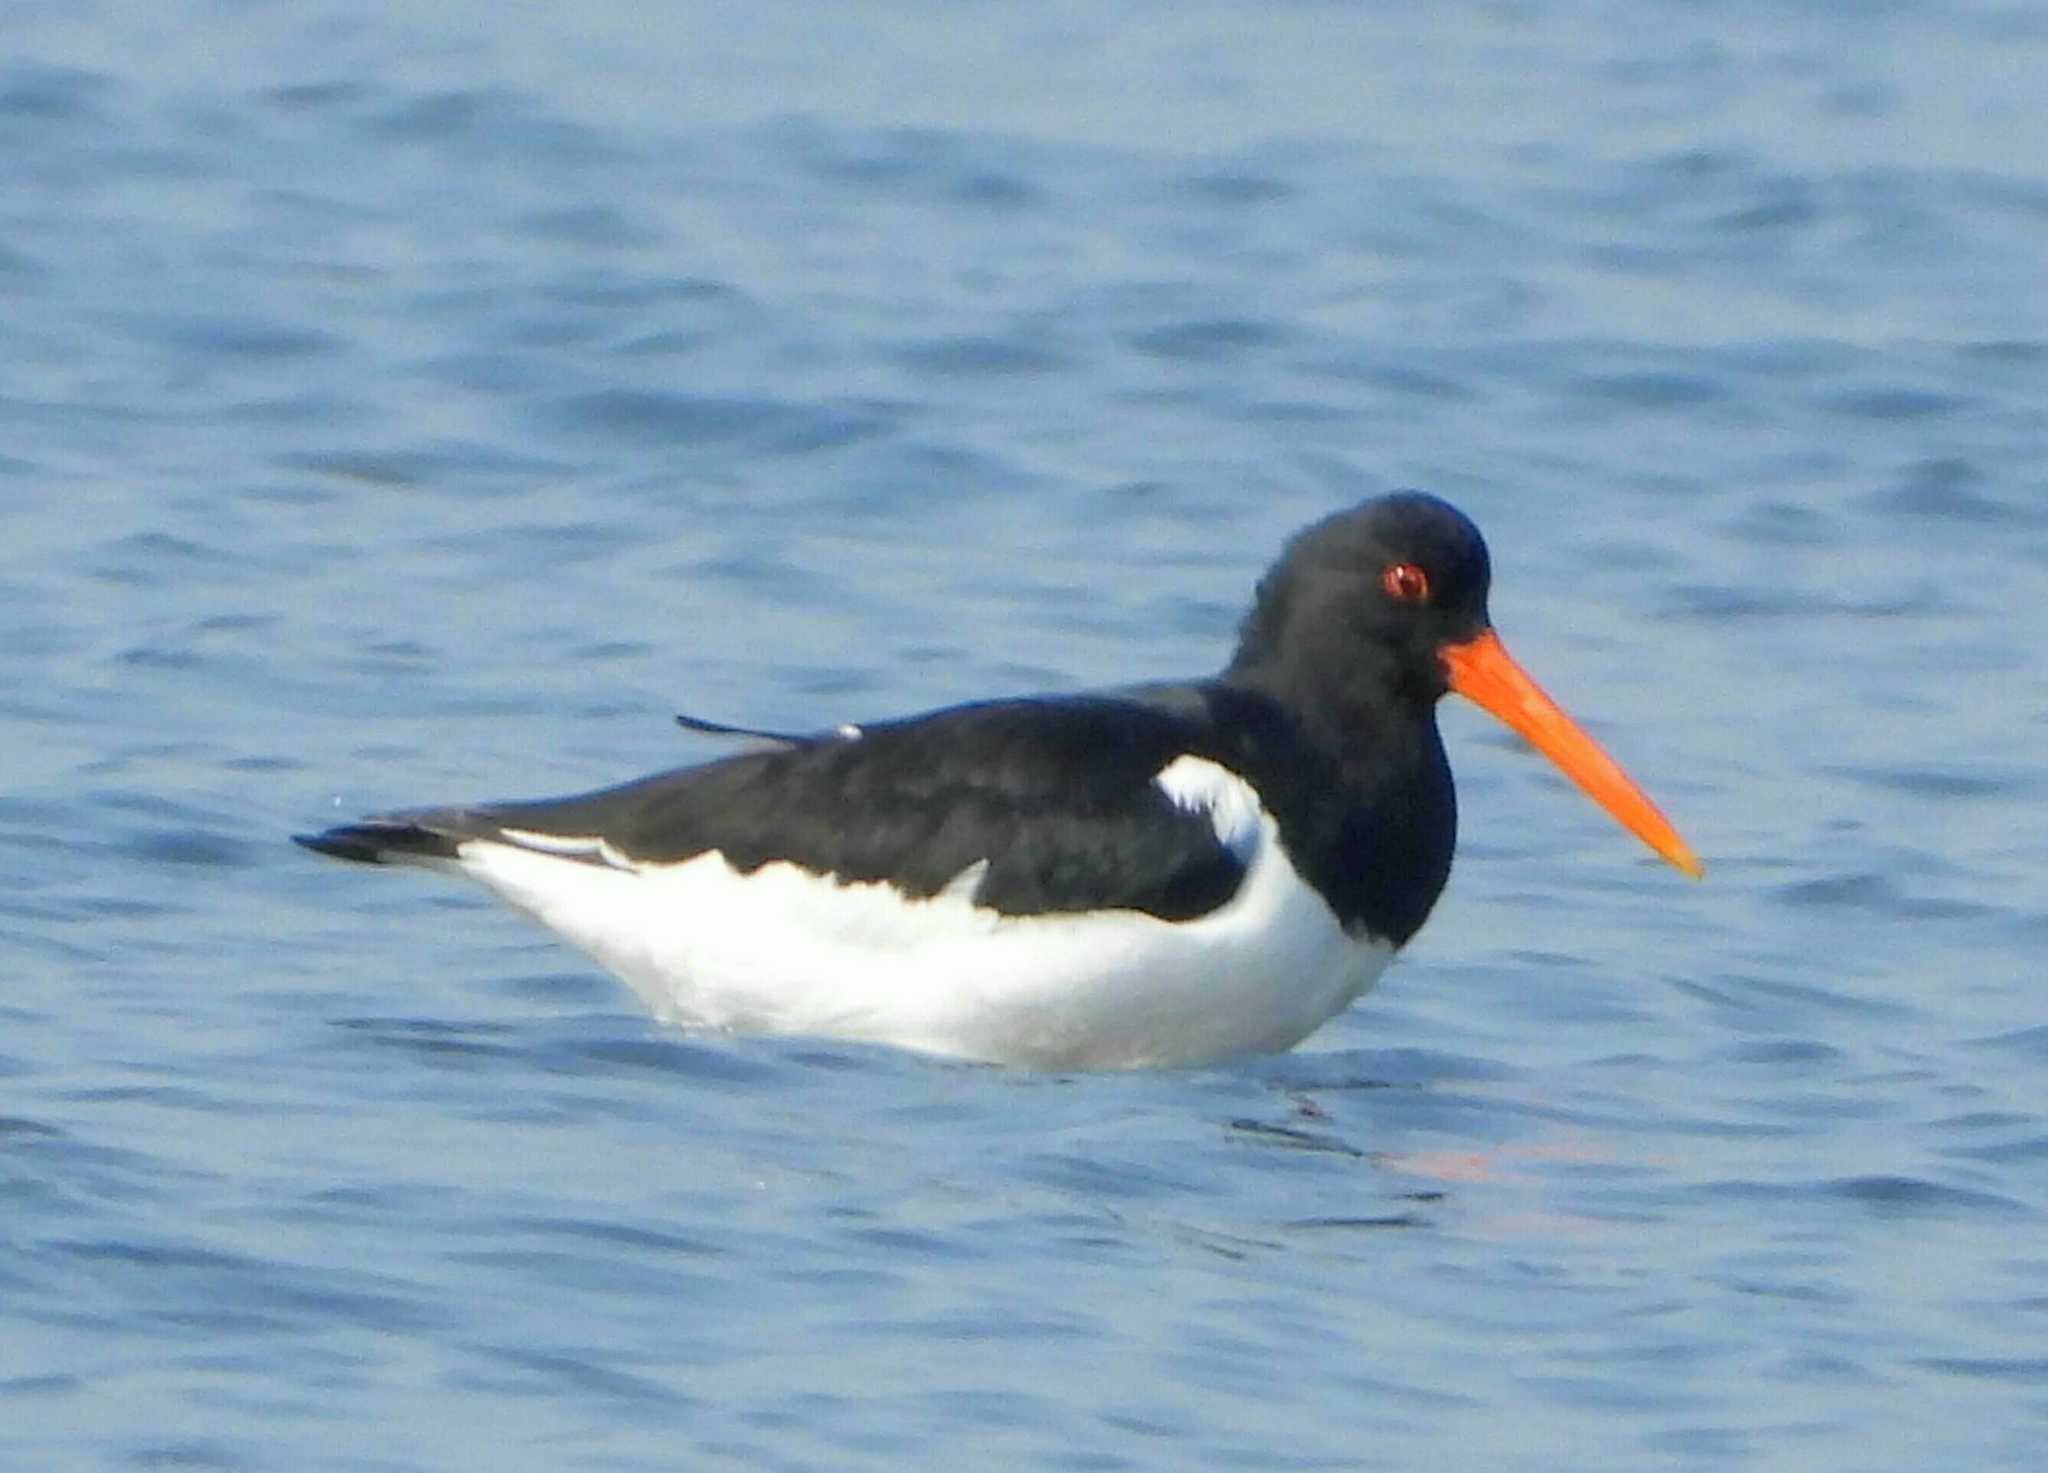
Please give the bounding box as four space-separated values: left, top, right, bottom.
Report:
442 756 1393 1069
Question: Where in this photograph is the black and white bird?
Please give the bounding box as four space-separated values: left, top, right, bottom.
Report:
298 493 1700 1069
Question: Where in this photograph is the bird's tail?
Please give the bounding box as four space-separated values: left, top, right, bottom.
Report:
294 819 465 866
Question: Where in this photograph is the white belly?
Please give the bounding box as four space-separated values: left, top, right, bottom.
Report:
441 759 1395 1069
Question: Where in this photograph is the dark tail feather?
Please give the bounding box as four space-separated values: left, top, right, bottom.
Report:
294 821 464 865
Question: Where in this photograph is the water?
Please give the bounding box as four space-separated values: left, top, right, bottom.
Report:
5 2 2047 1468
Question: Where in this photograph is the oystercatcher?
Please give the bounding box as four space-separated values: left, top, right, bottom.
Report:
297 493 1699 1068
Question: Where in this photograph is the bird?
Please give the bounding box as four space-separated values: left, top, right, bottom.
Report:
297 492 1700 1070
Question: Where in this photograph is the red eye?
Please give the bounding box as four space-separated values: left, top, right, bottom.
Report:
1381 562 1430 603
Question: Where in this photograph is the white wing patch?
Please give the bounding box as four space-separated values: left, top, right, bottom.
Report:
496 828 639 872
1152 754 1263 864
936 858 989 903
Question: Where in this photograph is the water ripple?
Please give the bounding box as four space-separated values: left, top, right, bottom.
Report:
6 4 2047 1468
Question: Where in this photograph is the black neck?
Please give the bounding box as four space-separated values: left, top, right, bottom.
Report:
1196 677 1456 946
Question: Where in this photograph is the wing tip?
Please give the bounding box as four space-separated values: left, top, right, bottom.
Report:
294 822 463 865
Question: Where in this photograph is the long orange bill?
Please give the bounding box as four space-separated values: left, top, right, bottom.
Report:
1439 630 1703 879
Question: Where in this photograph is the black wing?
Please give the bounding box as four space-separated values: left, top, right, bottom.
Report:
299 694 1255 923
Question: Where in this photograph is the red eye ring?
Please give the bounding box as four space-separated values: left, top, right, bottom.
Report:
1381 562 1430 603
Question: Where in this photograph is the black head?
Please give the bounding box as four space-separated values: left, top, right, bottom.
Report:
1225 490 1704 883
1227 492 1494 710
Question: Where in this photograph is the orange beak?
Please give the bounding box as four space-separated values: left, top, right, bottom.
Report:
1440 630 1703 879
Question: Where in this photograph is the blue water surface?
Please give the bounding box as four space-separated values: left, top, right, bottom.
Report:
4 3 2046 1469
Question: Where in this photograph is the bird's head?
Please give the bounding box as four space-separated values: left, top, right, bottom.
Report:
1231 492 1701 878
